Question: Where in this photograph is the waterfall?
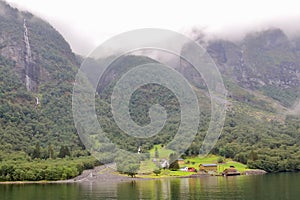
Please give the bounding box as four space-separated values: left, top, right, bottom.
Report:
23 19 38 92
23 19 32 64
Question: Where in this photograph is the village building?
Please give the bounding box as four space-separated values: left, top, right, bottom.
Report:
199 164 218 173
222 166 240 176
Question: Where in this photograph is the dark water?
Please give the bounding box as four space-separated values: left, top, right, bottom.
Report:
1 173 299 200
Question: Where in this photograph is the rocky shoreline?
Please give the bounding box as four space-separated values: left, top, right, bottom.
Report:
243 169 267 175
68 165 152 183
0 165 150 185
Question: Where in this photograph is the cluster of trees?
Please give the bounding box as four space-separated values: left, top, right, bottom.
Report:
30 143 76 160
0 156 98 181
203 113 300 172
0 47 98 181
115 152 149 177
0 51 87 156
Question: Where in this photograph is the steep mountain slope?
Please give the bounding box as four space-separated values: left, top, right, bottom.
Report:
0 1 83 156
206 28 300 107
0 1 299 175
202 29 300 172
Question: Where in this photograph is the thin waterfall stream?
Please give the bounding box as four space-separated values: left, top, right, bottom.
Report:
23 19 38 92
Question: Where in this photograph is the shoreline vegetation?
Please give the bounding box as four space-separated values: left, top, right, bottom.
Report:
0 155 100 183
0 166 267 185
0 152 268 185
0 145 270 184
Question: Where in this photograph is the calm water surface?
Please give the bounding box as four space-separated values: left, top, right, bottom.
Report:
1 172 299 200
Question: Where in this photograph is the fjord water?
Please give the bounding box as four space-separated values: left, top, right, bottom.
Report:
1 173 299 200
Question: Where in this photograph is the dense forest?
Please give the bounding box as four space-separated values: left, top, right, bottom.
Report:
0 1 299 181
0 2 97 181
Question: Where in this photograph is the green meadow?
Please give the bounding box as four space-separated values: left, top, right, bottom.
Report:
137 145 248 178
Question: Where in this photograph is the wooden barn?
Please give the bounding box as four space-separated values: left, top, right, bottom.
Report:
199 164 217 173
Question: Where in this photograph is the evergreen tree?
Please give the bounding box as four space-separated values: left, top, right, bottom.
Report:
248 150 258 161
48 143 54 159
169 160 179 171
58 146 71 158
155 147 159 158
169 153 179 170
32 143 41 159
153 168 161 176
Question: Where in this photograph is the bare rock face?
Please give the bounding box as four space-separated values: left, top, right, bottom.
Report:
0 24 24 78
204 29 300 107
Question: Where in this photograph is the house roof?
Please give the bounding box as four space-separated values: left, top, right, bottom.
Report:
200 164 217 167
223 168 238 173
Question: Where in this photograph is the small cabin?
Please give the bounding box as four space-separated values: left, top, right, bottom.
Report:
199 164 217 173
222 166 240 176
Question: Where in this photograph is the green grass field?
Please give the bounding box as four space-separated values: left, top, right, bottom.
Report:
138 145 248 177
138 144 174 174
148 144 174 159
181 155 248 173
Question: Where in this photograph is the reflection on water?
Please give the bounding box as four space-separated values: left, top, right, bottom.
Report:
1 172 300 200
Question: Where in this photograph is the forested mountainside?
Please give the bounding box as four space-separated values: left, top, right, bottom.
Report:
0 1 85 156
0 0 299 178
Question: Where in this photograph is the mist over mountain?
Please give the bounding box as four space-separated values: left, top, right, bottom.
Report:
205 28 299 107
0 1 299 174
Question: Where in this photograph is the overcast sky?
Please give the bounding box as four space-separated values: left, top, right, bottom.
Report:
6 0 300 56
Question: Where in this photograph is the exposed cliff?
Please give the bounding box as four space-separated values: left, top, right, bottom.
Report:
206 28 300 107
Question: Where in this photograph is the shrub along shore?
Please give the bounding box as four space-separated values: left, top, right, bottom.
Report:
0 156 99 182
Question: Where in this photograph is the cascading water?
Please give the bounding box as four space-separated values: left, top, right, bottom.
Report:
23 19 32 91
23 19 38 92
23 19 32 64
